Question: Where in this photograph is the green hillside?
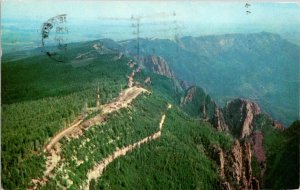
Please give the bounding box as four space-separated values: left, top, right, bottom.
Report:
1 39 299 190
1 44 231 189
96 107 233 190
263 120 300 189
1 51 132 189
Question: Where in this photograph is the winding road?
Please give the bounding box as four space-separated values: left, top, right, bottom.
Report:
84 104 172 190
30 59 155 190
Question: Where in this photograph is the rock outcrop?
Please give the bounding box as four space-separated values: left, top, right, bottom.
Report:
142 55 174 78
211 108 229 132
180 86 197 106
273 120 284 130
241 101 261 138
224 99 261 138
211 145 226 179
250 131 266 181
180 86 216 120
230 141 244 185
144 76 151 84
181 86 229 131
213 140 255 190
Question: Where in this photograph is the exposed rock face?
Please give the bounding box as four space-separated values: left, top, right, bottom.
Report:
241 102 261 138
144 76 151 84
224 99 261 138
251 131 266 163
252 131 266 162
142 55 174 78
213 140 255 190
180 86 197 105
181 86 229 131
273 120 284 130
227 140 244 186
211 145 225 179
212 108 229 132
250 131 266 181
243 142 252 189
180 86 218 120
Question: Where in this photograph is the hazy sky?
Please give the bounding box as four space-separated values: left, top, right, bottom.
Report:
2 1 300 52
2 1 300 23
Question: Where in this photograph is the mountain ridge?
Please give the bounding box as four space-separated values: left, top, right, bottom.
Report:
1 35 299 190
111 32 299 126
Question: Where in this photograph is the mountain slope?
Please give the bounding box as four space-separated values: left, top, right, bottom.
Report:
1 39 299 190
115 32 300 126
2 42 220 189
1 49 132 189
95 107 233 190
262 120 300 189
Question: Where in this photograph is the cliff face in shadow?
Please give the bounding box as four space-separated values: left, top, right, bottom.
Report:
142 55 175 79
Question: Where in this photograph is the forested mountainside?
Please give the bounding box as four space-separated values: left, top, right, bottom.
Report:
103 32 299 126
1 39 299 190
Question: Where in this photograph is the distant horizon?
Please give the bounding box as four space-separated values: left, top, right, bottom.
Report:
2 30 299 55
2 1 300 53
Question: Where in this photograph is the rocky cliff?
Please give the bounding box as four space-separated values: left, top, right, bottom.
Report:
180 86 229 131
180 86 216 121
138 52 286 190
181 92 289 189
142 55 174 78
224 99 261 139
180 86 197 106
250 131 266 179
212 108 229 132
212 140 258 190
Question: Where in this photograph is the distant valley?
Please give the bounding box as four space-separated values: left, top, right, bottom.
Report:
99 32 299 126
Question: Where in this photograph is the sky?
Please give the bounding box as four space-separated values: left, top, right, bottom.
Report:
2 1 300 52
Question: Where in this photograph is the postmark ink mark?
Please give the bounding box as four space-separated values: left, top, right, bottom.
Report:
41 14 68 63
245 3 251 15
